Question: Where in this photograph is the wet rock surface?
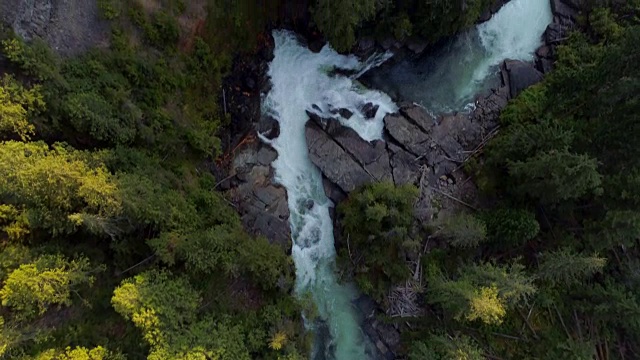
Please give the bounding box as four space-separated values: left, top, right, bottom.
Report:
305 121 376 193
504 60 544 98
227 142 291 249
223 2 590 357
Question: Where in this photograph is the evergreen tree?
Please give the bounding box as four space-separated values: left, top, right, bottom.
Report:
508 149 602 204
436 212 487 248
409 333 484 360
0 75 43 140
337 182 418 299
481 208 539 247
312 0 377 52
0 141 121 235
31 346 124 360
0 254 103 318
537 249 606 286
112 270 253 360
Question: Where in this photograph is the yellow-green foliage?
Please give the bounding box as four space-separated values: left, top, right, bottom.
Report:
32 346 123 360
0 255 102 319
465 285 506 325
269 331 287 351
0 8 306 359
0 141 121 235
0 75 44 140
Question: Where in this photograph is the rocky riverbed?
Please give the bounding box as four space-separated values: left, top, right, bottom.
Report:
221 1 582 357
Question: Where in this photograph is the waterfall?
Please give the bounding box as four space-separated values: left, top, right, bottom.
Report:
261 31 396 359
363 0 553 114
260 0 553 358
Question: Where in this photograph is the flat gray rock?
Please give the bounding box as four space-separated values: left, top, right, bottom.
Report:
400 104 436 134
384 113 430 156
306 121 374 193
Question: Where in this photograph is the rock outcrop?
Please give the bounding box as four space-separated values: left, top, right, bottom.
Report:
535 0 590 74
0 0 110 56
305 113 391 193
305 96 494 214
304 51 534 223
227 142 291 249
504 60 544 98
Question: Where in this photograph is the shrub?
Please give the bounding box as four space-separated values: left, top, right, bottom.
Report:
481 208 540 246
436 212 487 248
338 182 419 299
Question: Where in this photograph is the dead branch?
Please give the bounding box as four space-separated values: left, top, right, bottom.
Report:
387 278 424 318
554 304 572 339
117 254 156 277
214 173 237 189
574 310 583 342
453 127 501 173
517 306 539 339
430 186 478 211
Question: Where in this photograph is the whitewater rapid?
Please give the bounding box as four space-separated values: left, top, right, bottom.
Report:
261 0 552 358
363 0 553 114
261 31 396 359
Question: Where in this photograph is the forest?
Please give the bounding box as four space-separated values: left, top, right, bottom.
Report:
335 1 640 359
0 0 639 359
0 0 308 358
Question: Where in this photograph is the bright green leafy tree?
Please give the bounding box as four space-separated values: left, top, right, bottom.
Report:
0 254 103 318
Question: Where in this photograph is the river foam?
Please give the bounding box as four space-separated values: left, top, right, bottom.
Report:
260 0 552 358
362 0 553 114
261 31 396 359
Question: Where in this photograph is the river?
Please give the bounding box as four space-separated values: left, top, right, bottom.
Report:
261 0 552 359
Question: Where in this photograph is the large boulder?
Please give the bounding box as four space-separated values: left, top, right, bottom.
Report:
305 121 375 193
551 0 578 19
257 116 280 140
229 143 290 248
399 103 436 134
383 113 430 156
504 60 544 99
388 143 420 185
308 114 392 182
361 103 379 119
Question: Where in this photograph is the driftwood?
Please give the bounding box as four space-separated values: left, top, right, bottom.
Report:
387 260 424 318
387 280 423 318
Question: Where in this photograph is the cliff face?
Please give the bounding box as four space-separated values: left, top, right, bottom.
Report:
0 0 109 56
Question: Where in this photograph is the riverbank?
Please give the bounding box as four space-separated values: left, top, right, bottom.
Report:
220 1 584 358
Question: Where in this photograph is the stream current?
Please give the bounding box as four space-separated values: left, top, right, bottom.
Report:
260 0 552 359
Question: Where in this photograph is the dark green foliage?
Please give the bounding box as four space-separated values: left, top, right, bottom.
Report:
1 38 59 81
312 0 377 52
412 0 491 43
345 12 640 357
315 0 495 52
97 0 121 20
436 212 487 248
481 208 539 246
337 182 418 299
507 149 602 204
537 249 606 286
127 5 181 50
2 21 222 156
0 3 306 359
409 334 483 360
